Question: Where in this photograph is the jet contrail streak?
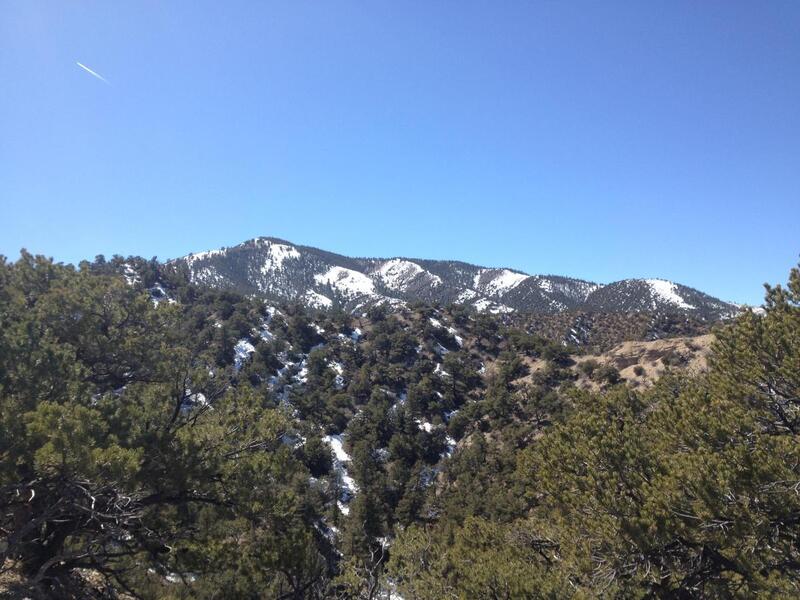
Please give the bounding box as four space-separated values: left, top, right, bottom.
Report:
76 61 110 85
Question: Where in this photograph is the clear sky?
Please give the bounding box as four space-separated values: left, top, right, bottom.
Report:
2 1 798 304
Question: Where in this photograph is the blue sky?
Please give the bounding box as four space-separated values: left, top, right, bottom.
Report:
2 1 798 304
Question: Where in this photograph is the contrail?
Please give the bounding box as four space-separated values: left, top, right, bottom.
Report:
76 61 110 85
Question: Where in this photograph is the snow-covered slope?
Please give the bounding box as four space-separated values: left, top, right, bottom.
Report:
169 237 738 320
371 259 442 292
584 278 738 318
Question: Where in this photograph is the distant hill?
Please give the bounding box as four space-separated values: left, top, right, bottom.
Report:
168 236 740 320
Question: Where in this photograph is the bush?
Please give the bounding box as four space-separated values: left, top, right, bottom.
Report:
578 359 599 377
593 364 621 385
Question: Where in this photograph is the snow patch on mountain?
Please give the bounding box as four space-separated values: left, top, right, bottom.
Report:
322 434 358 514
478 269 529 296
329 360 345 388
315 267 376 297
373 259 442 291
324 434 352 464
645 279 695 310
473 298 515 314
416 420 434 433
185 248 226 268
150 283 176 306
257 240 301 273
304 290 333 309
122 263 140 286
233 339 256 370
191 266 227 286
456 289 479 302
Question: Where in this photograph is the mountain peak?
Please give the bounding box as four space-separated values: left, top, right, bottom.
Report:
171 237 738 319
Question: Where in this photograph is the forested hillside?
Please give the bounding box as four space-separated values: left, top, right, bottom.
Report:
1 252 797 599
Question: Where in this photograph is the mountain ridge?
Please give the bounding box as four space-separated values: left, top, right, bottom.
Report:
169 236 740 320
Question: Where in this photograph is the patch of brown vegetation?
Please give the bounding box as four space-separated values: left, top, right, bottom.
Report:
573 334 714 389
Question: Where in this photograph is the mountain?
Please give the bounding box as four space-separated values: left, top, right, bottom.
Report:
169 236 739 320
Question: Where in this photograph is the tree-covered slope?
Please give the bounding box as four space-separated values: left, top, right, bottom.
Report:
1 251 795 599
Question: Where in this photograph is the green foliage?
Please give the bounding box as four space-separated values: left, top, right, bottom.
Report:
5 251 799 598
0 254 327 598
389 517 569 599
593 363 622 385
577 358 599 377
389 263 800 598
